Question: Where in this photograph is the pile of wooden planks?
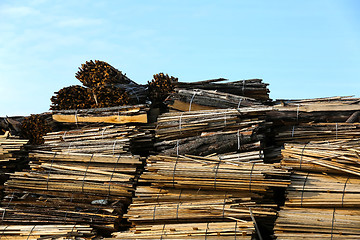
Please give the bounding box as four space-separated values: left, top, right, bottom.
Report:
0 224 94 240
38 124 154 156
273 123 360 145
175 78 270 102
0 132 28 197
52 104 149 124
154 107 272 156
269 96 360 125
274 136 360 239
284 172 360 208
107 222 254 239
275 208 360 239
166 89 265 111
265 96 360 162
110 154 290 239
1 151 144 231
280 138 360 176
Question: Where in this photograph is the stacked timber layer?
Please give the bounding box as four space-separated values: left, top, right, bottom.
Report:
0 224 94 240
1 151 143 231
269 96 360 125
110 154 290 239
264 96 360 162
51 104 149 124
154 107 272 156
1 112 153 237
39 124 154 156
175 78 270 102
166 78 270 111
274 137 360 239
0 132 28 197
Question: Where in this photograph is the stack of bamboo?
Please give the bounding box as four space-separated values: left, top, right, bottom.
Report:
175 78 270 102
110 154 290 239
274 138 360 239
1 151 143 231
154 107 272 156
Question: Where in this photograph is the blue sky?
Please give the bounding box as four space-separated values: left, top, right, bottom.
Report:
1 0 359 116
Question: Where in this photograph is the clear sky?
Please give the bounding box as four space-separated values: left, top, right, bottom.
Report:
1 0 359 116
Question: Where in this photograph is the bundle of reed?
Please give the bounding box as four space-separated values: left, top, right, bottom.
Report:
154 107 272 156
108 221 254 239
1 151 143 231
176 78 270 101
284 172 360 207
280 138 360 176
75 60 133 88
269 96 360 126
165 89 264 111
274 207 360 239
273 123 360 145
0 224 94 240
37 124 154 156
52 104 149 124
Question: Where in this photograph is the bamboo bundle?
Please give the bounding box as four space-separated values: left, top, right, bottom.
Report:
108 221 254 239
0 224 94 240
165 89 264 111
274 207 360 239
285 172 360 207
280 138 360 176
176 78 270 101
269 96 360 125
1 151 143 231
154 107 272 156
52 104 149 124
